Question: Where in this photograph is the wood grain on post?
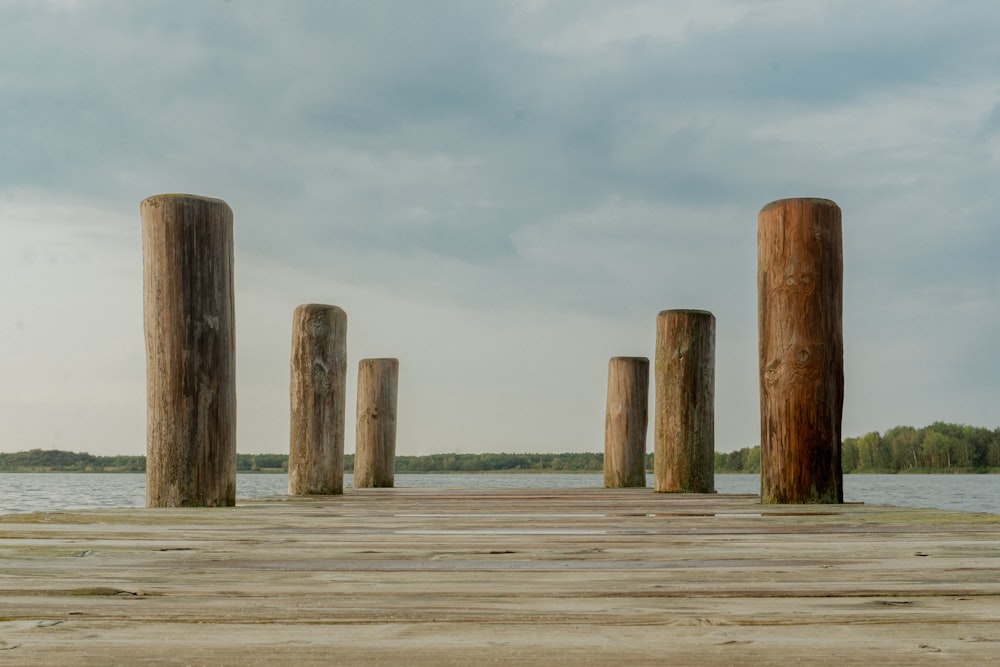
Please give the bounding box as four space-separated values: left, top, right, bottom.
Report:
288 304 348 495
654 309 716 493
758 198 844 504
141 194 236 508
604 357 649 488
354 358 399 488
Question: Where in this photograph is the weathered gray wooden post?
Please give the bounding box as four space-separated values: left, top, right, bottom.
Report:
288 304 348 495
354 358 399 488
654 309 716 493
141 194 236 507
603 357 649 488
758 198 844 503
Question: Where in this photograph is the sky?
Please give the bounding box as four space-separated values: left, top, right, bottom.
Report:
2 1 999 457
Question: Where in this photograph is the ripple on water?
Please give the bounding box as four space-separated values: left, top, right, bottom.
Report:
0 473 996 515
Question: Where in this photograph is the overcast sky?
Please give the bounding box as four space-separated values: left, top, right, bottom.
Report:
3 1 999 457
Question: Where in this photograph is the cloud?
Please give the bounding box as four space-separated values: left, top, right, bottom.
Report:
0 196 144 452
2 1 999 456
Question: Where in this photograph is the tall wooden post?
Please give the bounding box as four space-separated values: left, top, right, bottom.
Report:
141 194 236 508
604 357 649 488
354 358 399 488
654 309 716 493
758 198 844 504
288 304 348 495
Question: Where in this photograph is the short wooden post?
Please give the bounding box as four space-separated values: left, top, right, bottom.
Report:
654 309 716 493
354 358 399 488
604 357 649 488
758 198 844 504
288 304 348 495
141 194 236 508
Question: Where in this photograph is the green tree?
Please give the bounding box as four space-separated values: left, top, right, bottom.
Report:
884 426 922 470
921 432 955 469
841 437 859 473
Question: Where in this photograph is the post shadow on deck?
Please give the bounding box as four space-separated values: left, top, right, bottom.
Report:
288 304 348 496
141 194 236 508
758 198 844 504
354 358 399 488
604 357 649 488
654 309 716 494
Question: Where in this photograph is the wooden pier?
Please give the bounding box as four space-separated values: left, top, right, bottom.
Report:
1 488 999 665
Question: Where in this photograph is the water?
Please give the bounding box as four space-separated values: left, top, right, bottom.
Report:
0 473 996 515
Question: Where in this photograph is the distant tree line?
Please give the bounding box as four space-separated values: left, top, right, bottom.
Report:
238 453 289 472
0 450 608 473
392 452 606 473
841 422 1000 472
714 446 761 473
0 449 146 472
2 423 998 473
715 422 1000 473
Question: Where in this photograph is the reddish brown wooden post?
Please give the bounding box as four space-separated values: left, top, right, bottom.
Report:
288 304 348 495
141 194 236 508
604 357 649 488
654 309 716 493
758 198 844 504
354 358 399 488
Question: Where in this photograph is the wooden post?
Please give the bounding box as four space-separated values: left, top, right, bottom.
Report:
141 194 236 508
354 358 399 488
604 357 649 488
758 198 844 504
654 309 716 493
288 304 348 495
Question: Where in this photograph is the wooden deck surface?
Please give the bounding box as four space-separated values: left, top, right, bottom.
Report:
1 488 999 665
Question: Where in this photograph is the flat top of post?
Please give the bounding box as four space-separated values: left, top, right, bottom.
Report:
295 303 347 315
759 197 840 214
609 356 649 362
657 309 715 318
142 193 230 205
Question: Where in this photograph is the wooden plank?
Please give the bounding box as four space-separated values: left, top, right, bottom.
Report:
604 357 648 488
654 309 716 493
1 488 999 665
354 358 399 488
758 198 844 503
141 194 236 507
288 304 348 495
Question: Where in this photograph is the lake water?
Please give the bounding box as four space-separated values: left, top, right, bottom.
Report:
0 473 996 515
